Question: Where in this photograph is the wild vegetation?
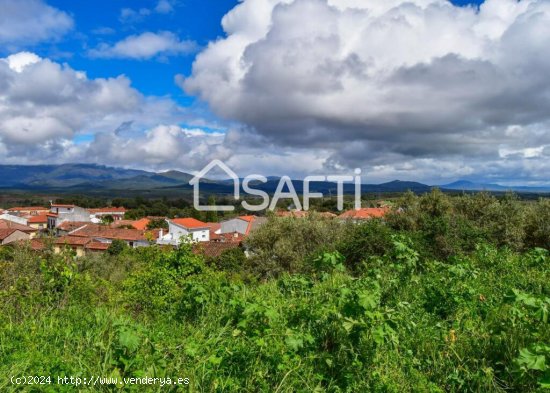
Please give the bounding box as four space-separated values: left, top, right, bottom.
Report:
1 191 549 392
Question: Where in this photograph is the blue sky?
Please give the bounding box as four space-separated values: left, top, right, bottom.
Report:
8 0 482 105
1 0 549 185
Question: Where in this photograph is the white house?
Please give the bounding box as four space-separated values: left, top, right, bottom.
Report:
48 204 91 229
0 213 28 226
157 218 210 246
88 207 127 223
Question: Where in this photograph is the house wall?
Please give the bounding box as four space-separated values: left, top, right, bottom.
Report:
93 238 150 248
1 230 30 245
168 222 209 243
54 245 85 257
220 219 248 235
51 206 74 214
0 214 28 225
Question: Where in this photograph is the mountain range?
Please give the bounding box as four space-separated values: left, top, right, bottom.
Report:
0 164 548 195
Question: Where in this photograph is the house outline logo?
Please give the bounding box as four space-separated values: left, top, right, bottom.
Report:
189 159 239 211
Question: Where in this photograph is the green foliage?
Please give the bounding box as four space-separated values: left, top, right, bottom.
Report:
1 192 550 391
145 218 168 230
107 239 128 255
245 214 345 277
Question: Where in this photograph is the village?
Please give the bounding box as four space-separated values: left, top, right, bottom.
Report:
0 202 390 258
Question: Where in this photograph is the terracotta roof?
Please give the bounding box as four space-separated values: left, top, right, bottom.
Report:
0 219 37 233
55 236 92 246
88 207 127 214
193 241 241 258
57 221 90 231
338 207 390 220
239 215 256 222
130 218 150 230
0 228 18 240
27 214 48 224
16 239 45 250
212 232 245 243
85 242 110 251
170 218 209 229
7 206 48 212
205 222 221 232
70 225 154 241
51 204 75 208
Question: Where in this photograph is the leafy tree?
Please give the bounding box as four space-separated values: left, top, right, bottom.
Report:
108 239 128 255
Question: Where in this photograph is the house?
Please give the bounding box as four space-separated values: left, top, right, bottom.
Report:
6 206 49 216
113 216 166 230
48 204 91 229
338 207 390 221
69 225 157 248
157 218 210 245
88 207 126 222
0 219 38 239
27 214 48 230
54 236 93 257
0 213 29 226
205 222 222 240
220 215 267 236
0 229 30 245
56 221 91 235
12 238 46 251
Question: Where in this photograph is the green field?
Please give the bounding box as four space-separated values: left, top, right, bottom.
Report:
1 191 549 392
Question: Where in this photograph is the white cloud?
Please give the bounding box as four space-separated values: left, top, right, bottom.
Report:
89 32 197 60
155 0 174 14
182 0 550 183
0 52 142 145
0 0 73 45
120 0 175 23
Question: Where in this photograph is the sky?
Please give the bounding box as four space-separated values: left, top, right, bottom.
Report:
0 0 549 185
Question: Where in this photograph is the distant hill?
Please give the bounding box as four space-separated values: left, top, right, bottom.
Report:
1 164 548 196
0 164 150 188
442 180 550 193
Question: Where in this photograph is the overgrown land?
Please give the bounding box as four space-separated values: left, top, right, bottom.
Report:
1 191 549 392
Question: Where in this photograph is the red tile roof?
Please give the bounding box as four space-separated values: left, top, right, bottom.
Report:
205 222 221 231
70 225 156 242
7 206 48 212
0 228 18 240
193 241 241 258
55 236 92 246
85 242 110 251
57 221 90 231
0 219 37 233
88 207 127 214
338 207 390 220
130 218 151 230
27 214 48 224
170 218 209 229
17 239 45 251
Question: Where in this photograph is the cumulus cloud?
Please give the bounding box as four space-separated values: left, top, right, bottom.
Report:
0 0 73 46
0 52 245 174
89 31 197 60
182 0 550 183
